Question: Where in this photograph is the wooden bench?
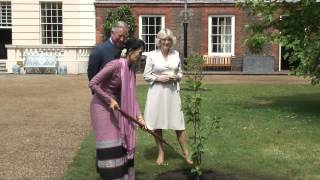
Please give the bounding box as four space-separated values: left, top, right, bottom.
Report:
24 54 58 74
202 55 232 71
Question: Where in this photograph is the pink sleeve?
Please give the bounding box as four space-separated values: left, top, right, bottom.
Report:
88 61 119 104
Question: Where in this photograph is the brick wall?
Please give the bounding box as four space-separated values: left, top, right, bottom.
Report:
95 3 280 71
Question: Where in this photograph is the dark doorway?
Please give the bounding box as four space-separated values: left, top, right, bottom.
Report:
0 29 12 59
281 46 299 70
281 46 290 70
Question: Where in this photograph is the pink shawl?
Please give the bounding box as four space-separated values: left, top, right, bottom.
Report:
119 58 138 159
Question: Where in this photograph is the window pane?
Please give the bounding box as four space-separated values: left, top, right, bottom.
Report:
217 44 222 52
52 17 57 23
142 35 147 42
149 35 155 44
219 17 225 26
156 25 161 34
219 26 225 35
46 31 51 38
212 35 218 44
149 26 155 35
58 10 62 16
226 25 231 34
212 44 217 52
142 26 147 34
149 17 155 25
226 44 231 53
212 17 217 25
142 17 148 25
48 37 52 44
225 35 232 43
52 10 57 16
53 37 57 44
212 26 218 34
226 17 231 25
156 17 161 24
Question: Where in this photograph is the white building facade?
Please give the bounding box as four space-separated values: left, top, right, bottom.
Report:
0 0 96 74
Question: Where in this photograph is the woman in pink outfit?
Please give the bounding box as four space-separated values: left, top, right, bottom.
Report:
89 38 145 180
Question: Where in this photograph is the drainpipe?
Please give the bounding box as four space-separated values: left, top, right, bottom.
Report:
183 0 188 60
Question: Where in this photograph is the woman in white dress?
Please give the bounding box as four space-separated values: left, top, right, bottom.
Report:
143 28 192 165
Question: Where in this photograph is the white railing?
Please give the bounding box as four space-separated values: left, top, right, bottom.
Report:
5 45 93 74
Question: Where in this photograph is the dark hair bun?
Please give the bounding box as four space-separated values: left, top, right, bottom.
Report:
124 38 145 52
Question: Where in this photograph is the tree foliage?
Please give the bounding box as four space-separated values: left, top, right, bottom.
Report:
238 0 320 84
103 5 136 38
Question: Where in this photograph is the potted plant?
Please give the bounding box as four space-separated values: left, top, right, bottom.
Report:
238 0 276 73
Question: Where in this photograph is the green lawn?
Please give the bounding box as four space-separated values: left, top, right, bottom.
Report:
64 84 320 180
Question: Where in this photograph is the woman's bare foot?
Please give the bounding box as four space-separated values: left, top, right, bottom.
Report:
156 153 164 165
183 152 193 165
185 157 193 165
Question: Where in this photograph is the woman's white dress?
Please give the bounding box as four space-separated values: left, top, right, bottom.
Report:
143 49 185 130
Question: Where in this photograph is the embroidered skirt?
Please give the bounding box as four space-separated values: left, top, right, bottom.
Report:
91 96 134 180
96 140 134 180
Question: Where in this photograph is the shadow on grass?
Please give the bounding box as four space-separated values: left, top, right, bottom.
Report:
245 93 320 121
143 146 182 162
156 169 238 180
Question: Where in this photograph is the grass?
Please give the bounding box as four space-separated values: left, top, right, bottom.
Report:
64 84 320 180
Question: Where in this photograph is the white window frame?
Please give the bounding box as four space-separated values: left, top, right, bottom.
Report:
0 1 11 28
208 15 235 56
139 15 165 53
40 2 63 45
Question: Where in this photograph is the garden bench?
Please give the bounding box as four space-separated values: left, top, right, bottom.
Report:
202 55 232 71
24 54 59 74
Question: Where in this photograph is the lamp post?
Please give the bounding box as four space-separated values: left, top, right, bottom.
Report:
183 0 188 59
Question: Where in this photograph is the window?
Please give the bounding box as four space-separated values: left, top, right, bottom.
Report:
208 16 235 55
0 1 11 28
40 2 63 44
139 15 165 52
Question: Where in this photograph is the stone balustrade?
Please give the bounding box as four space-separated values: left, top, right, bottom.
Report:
5 45 93 74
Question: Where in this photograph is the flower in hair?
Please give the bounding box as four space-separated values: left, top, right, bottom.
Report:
121 48 127 57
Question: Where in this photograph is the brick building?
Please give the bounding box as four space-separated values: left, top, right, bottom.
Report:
95 0 284 72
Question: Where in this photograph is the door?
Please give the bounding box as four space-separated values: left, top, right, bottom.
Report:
0 28 12 59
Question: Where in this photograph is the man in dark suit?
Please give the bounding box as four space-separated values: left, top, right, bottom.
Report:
87 21 129 80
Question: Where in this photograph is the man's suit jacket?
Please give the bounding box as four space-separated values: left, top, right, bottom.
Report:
87 39 121 80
